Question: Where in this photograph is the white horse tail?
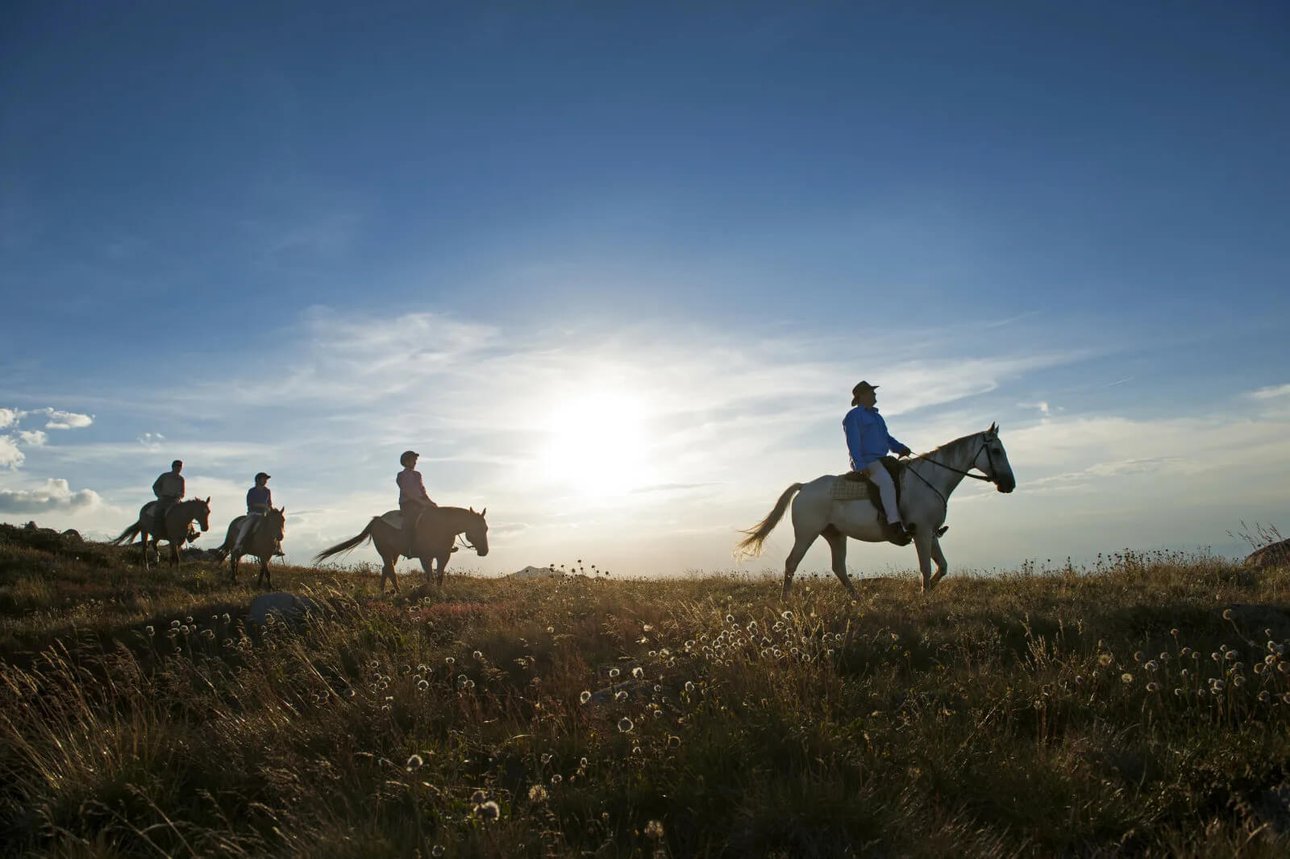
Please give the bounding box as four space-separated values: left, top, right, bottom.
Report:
110 523 141 545
312 519 377 564
735 483 803 559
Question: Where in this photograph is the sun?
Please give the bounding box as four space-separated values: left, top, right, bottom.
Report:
538 391 655 498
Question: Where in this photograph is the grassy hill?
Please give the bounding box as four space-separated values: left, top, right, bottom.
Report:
2 523 1290 857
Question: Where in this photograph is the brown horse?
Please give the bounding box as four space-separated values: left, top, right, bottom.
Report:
214 507 286 587
313 506 489 593
111 497 211 570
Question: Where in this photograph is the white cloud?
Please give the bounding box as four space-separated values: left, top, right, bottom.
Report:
0 478 103 513
0 437 23 469
18 430 47 446
42 409 94 430
137 432 165 449
0 408 21 429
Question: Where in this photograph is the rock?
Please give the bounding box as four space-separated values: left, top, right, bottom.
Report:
247 592 323 627
510 565 562 579
1244 538 1290 570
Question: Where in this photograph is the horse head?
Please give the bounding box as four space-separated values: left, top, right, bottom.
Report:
974 423 1016 493
264 506 286 543
465 506 490 557
196 497 212 531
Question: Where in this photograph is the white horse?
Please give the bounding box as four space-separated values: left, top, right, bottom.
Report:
737 423 1015 597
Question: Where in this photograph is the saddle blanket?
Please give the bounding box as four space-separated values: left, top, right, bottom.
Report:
831 476 874 502
378 510 405 530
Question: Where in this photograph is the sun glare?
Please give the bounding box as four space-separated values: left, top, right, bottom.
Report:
539 391 655 498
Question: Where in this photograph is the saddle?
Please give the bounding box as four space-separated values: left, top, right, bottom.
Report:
835 457 910 546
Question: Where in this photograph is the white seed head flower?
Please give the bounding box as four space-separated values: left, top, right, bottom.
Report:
1144 661 1159 673
1120 673 1134 684
1222 608 1233 621
618 717 634 733
580 690 591 704
473 800 500 821
632 667 644 679
528 784 548 802
645 819 665 839
609 668 620 679
406 754 424 771
1146 682 1160 693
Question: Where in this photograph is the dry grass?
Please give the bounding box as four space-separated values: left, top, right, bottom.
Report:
3 524 1290 857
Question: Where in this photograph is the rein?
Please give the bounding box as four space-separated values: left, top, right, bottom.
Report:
905 439 996 505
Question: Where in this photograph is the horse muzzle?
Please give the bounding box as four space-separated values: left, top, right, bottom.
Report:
996 480 1016 494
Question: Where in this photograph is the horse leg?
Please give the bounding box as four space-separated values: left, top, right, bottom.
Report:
259 556 271 589
781 533 817 599
821 525 858 600
928 536 949 588
382 552 399 594
139 530 150 570
229 551 239 584
913 529 935 593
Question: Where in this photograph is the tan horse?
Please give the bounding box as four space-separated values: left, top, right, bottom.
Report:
214 507 286 587
313 506 489 593
111 497 211 570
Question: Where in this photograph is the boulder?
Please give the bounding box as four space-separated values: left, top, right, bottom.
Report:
1245 538 1290 570
247 592 323 627
510 565 562 579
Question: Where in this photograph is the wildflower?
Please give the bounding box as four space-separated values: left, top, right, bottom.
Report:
580 691 592 704
609 668 620 679
1222 608 1233 621
1224 651 1238 662
541 753 553 764
1146 682 1160 693
528 784 548 802
1119 673 1133 684
618 717 634 733
1133 650 1144 663
1211 652 1221 662
1258 691 1271 703
667 735 681 748
1170 628 1180 637
445 657 455 666
473 650 483 660
471 789 488 804
632 667 644 679
642 624 653 632
546 626 554 633
1180 647 1192 657
1267 655 1279 666
645 819 665 839
1210 679 1225 692
781 610 793 620
170 619 181 628
1098 654 1113 667
615 691 628 702
184 616 193 624
473 800 500 821
1174 688 1185 697
1283 692 1290 705
145 625 154 636
417 679 429 691
1233 676 1245 687
550 774 563 785
406 754 424 771
725 614 734 624
684 681 695 693
1144 660 1159 673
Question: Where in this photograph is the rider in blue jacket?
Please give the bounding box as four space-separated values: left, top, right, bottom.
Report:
843 381 912 540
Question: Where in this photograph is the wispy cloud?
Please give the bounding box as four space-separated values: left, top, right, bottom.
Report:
1249 383 1290 401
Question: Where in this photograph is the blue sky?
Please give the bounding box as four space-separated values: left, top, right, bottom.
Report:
2 1 1288 576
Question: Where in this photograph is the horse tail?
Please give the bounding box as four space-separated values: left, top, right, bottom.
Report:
312 520 377 564
110 523 141 545
735 483 803 559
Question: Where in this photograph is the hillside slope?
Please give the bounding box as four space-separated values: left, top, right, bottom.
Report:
2 524 1290 857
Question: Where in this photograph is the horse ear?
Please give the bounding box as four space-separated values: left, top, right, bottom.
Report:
205 496 211 504
480 507 486 517
989 421 998 434
469 505 475 513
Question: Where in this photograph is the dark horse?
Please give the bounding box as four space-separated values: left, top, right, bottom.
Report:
111 497 211 570
214 507 286 587
313 506 489 593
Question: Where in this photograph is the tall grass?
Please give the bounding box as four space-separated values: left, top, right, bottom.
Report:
2 528 1290 857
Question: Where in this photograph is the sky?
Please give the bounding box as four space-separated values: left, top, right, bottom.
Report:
2 1 1288 578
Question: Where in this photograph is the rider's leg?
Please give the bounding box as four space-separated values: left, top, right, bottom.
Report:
232 515 257 554
864 462 902 525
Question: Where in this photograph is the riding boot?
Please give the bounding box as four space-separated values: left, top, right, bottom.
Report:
884 521 912 546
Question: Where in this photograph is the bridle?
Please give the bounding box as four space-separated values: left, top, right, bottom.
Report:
905 436 1000 505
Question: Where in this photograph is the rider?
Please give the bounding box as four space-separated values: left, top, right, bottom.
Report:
397 450 436 555
843 381 913 542
151 460 185 530
231 472 279 556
